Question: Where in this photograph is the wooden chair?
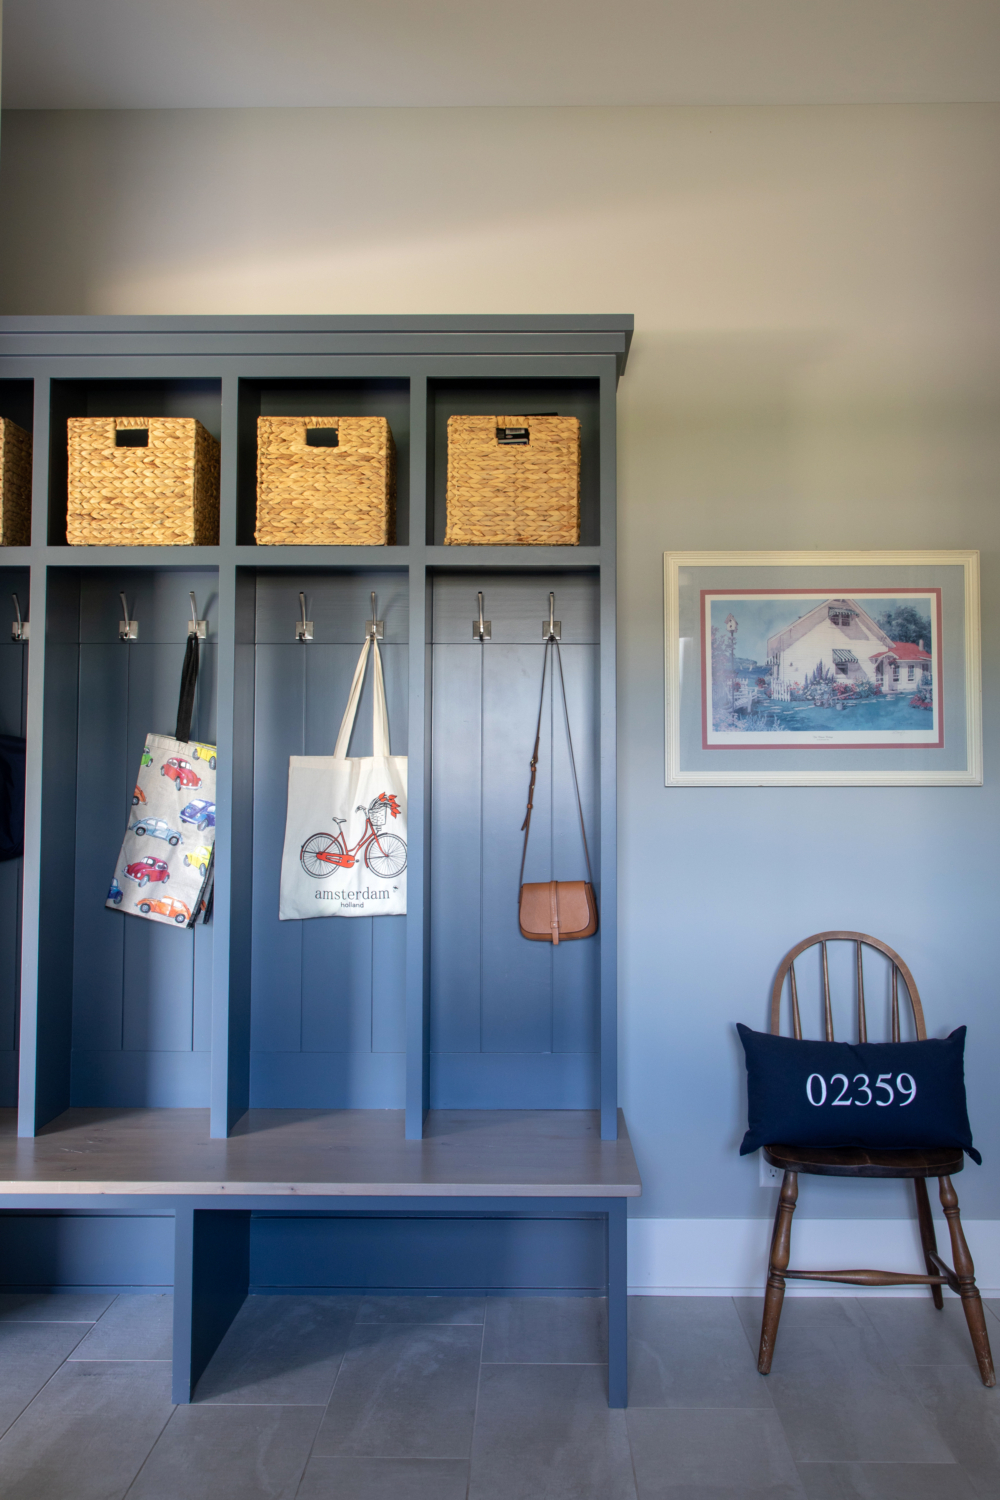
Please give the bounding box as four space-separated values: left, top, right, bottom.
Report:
758 931 995 1387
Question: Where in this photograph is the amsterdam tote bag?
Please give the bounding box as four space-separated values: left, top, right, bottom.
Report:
106 630 216 928
278 634 407 920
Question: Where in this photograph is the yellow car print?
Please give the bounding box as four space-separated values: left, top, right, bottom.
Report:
183 844 213 876
190 743 217 770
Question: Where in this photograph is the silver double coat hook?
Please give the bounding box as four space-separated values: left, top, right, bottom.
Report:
543 592 561 641
10 595 28 643
187 591 207 639
366 591 383 641
119 592 138 642
296 592 313 643
473 591 491 641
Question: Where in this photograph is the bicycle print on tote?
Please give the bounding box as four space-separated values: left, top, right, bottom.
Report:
299 792 406 902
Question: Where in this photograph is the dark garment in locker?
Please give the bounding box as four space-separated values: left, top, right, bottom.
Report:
0 734 26 861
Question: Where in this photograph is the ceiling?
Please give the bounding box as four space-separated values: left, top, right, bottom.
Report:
2 0 999 109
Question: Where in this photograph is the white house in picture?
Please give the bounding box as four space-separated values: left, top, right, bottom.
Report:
767 598 931 695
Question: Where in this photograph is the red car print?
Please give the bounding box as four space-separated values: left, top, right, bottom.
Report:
136 895 191 924
123 856 169 887
162 757 202 790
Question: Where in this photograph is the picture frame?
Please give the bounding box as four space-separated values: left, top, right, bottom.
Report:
664 550 982 787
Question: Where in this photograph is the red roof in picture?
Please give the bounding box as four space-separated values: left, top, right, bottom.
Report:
869 642 931 662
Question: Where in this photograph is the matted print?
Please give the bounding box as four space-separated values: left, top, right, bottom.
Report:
703 590 942 748
664 552 981 787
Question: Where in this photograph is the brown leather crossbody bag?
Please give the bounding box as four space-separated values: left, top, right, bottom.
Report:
518 635 598 944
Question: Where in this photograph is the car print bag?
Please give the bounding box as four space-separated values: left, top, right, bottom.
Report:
279 633 407 920
106 628 216 929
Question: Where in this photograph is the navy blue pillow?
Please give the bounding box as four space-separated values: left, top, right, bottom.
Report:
737 1023 980 1163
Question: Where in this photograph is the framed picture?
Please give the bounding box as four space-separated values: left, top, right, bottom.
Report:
664 551 982 786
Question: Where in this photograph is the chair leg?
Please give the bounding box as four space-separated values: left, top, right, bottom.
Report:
758 1169 798 1375
914 1177 944 1310
939 1175 996 1387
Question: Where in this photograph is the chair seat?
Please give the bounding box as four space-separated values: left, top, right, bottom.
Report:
764 1143 965 1179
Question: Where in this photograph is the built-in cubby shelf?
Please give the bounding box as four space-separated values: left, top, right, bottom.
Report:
0 380 34 434
0 316 631 1142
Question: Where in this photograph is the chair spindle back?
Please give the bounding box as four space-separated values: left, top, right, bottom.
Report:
770 931 926 1042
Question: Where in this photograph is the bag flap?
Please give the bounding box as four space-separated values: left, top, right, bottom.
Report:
519 880 593 936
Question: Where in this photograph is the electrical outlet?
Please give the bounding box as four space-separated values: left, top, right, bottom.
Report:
759 1155 781 1187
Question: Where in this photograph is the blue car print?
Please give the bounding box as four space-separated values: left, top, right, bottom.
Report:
180 799 216 832
130 816 182 847
107 878 123 905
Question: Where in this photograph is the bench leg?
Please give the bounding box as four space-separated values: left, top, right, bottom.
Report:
172 1206 251 1404
758 1169 797 1375
606 1199 628 1408
938 1176 996 1387
914 1177 944 1310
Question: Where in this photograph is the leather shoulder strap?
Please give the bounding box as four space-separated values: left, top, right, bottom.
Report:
519 637 593 889
519 638 550 887
554 639 594 886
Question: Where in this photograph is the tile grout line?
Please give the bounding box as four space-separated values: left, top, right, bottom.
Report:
465 1301 489 1500
795 1460 965 1468
74 1286 168 1500
621 1300 641 1500
290 1294 364 1498
480 1359 606 1366
187 1401 328 1408
726 1294 777 1410
0 1306 106 1445
120 1394 183 1500
738 1293 970 1473
858 1295 969 1469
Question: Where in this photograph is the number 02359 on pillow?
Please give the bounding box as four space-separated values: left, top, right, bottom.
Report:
737 1024 980 1163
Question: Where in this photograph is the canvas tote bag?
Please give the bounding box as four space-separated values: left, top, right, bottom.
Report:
107 630 216 928
279 634 407 920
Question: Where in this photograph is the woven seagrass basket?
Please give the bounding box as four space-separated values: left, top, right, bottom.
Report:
256 416 396 546
445 414 580 546
67 417 220 546
0 418 32 546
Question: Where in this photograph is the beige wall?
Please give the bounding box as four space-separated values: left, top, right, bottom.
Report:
1 105 999 1223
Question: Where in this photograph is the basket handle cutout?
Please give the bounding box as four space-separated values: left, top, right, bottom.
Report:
497 426 530 445
306 427 339 448
115 428 149 448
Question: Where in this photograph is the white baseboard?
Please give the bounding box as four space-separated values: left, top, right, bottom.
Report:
627 1218 1000 1297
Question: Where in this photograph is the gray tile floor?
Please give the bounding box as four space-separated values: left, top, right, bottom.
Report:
0 1290 996 1498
